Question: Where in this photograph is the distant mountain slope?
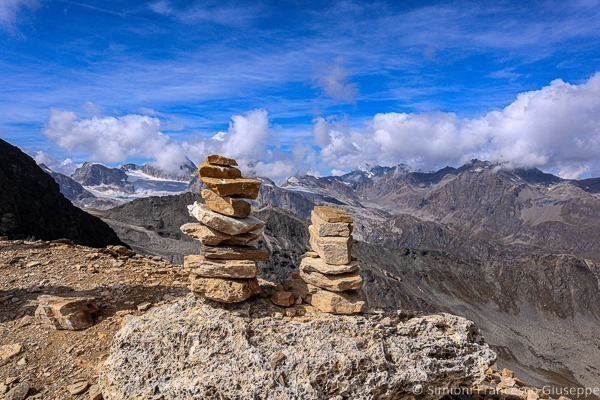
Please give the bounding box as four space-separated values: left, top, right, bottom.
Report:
120 158 196 181
0 139 123 247
277 160 600 262
40 164 122 210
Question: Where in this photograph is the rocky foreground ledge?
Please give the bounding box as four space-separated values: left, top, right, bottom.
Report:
99 297 495 400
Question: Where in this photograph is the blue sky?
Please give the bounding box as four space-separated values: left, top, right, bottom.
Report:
1 0 600 179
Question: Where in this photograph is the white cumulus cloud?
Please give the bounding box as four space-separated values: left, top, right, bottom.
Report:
314 73 600 178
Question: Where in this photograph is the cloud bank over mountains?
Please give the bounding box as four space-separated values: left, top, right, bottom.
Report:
42 73 600 180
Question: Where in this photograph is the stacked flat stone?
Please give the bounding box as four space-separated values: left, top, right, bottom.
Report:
299 206 365 314
180 154 268 303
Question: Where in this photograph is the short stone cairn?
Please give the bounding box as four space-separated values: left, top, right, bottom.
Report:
296 206 365 314
180 154 268 303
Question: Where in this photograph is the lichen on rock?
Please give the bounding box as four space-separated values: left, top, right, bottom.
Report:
99 297 496 400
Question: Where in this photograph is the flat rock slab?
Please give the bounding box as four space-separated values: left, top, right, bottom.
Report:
198 162 242 179
300 268 363 292
206 154 238 166
67 380 89 395
306 286 365 315
270 291 295 307
0 343 22 362
202 189 251 218
309 225 352 265
35 294 99 330
300 256 358 275
188 202 264 235
180 223 262 246
99 297 496 400
311 210 352 237
314 206 353 223
4 383 29 400
201 245 269 261
190 277 260 303
200 177 261 199
184 256 258 278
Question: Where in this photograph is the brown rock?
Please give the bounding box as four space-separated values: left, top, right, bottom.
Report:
88 385 104 400
300 256 358 275
4 383 28 400
35 295 99 330
202 245 269 261
200 177 261 199
206 154 238 166
313 206 353 223
299 269 362 292
198 162 242 179
67 379 89 395
180 223 261 246
271 291 295 307
188 202 264 235
0 343 21 362
305 251 319 258
309 225 352 265
311 210 352 237
283 277 313 301
202 190 251 218
184 256 258 278
190 277 260 303
306 287 365 315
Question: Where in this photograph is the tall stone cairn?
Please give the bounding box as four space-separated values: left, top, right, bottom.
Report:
296 206 365 314
180 154 268 303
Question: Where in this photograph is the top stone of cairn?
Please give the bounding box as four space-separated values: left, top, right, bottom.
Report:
198 162 242 179
206 154 238 166
313 206 353 223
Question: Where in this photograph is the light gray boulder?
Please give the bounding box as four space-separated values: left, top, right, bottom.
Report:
100 297 495 400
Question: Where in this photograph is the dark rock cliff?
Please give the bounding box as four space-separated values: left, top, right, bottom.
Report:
0 139 123 247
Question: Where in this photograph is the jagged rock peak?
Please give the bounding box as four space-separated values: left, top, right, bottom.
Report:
99 297 496 400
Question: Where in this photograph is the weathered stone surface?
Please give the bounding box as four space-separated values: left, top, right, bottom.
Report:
270 291 295 307
35 294 99 330
184 256 258 278
188 202 264 235
299 268 363 292
198 162 242 179
201 245 269 261
190 277 260 303
284 277 313 301
311 209 352 237
306 286 365 315
180 223 261 246
202 189 251 218
0 343 21 362
305 251 319 258
313 205 353 223
206 154 238 166
99 297 496 400
200 177 261 199
4 383 28 400
67 379 89 395
300 256 358 275
309 225 352 265
88 385 103 400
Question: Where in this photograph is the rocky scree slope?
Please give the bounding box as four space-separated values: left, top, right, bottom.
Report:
0 139 123 247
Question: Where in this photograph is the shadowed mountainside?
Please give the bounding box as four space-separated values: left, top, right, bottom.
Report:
0 139 123 247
